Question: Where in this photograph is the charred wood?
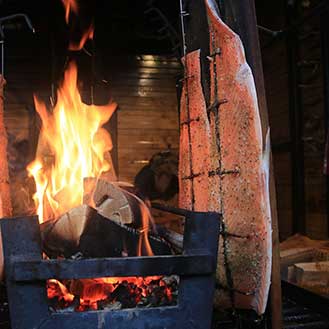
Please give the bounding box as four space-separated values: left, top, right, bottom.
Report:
40 205 172 259
156 225 183 253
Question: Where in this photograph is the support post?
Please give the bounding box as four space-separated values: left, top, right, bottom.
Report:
320 6 329 238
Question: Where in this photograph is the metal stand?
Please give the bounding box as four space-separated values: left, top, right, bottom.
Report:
1 210 220 329
0 13 35 78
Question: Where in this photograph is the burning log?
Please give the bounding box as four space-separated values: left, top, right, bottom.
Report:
40 205 172 259
83 178 134 225
41 205 95 258
155 225 183 253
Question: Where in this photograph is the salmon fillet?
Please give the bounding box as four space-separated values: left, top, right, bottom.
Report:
178 1 272 315
179 50 221 213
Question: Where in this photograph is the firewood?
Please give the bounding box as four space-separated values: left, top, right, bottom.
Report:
287 261 329 297
83 178 134 225
40 205 172 259
41 205 96 258
280 234 329 251
280 235 329 280
280 247 316 280
156 226 183 253
293 261 329 286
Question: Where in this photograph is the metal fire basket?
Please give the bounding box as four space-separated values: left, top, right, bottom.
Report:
1 208 220 329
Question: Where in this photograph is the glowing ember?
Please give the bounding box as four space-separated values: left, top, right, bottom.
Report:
48 276 178 311
27 62 117 223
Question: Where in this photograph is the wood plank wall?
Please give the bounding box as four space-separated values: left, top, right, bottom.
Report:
3 54 181 186
259 0 328 240
107 55 181 183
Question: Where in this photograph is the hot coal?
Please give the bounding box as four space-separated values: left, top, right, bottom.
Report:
47 276 179 312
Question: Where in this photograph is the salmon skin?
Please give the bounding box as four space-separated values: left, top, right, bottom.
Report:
178 1 272 315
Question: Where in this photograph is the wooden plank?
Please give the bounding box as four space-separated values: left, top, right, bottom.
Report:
118 112 178 130
118 130 179 147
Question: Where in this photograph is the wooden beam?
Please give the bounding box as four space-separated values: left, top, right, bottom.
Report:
220 1 282 327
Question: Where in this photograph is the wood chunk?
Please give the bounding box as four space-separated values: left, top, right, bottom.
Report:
280 247 316 280
40 206 172 259
156 226 183 253
83 178 134 225
280 234 329 281
315 248 329 261
41 205 96 258
292 261 329 286
79 212 171 258
280 234 329 251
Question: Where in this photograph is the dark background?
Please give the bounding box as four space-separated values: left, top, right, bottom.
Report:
0 0 181 91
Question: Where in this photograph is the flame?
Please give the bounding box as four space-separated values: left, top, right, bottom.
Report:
48 276 176 311
27 62 116 223
69 23 94 51
61 0 93 51
62 0 78 24
137 199 154 257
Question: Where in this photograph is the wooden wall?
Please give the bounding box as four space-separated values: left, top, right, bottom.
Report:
107 55 181 183
3 54 181 187
258 0 328 240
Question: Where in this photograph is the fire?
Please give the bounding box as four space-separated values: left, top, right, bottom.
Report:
62 0 78 24
27 62 116 223
61 0 94 51
69 23 94 51
48 276 177 311
137 197 154 257
28 2 161 311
